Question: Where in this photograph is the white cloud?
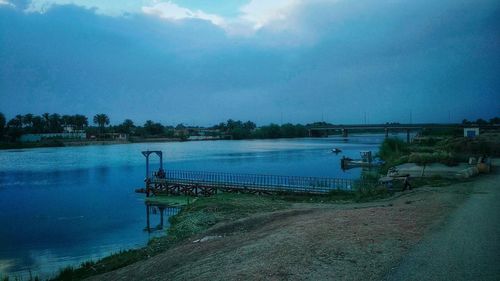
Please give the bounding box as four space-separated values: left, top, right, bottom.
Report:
239 0 301 30
142 2 225 27
0 0 15 7
22 0 328 40
141 0 305 37
25 0 151 16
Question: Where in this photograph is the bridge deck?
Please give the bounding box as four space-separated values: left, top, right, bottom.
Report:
150 170 356 195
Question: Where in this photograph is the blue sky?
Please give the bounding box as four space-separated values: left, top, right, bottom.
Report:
1 0 499 126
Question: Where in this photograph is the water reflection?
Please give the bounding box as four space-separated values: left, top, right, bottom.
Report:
145 203 180 233
0 136 403 278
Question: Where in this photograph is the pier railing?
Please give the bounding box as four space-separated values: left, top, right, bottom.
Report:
152 170 356 194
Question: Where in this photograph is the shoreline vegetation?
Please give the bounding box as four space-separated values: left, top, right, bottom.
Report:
1 112 499 150
0 112 330 150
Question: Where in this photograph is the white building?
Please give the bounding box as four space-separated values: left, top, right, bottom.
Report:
463 128 479 138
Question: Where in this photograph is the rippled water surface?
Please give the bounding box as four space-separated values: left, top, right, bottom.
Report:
0 135 401 278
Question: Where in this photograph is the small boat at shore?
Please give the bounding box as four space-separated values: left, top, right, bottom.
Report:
331 148 342 153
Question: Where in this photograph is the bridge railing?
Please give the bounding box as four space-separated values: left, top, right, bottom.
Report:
152 170 356 193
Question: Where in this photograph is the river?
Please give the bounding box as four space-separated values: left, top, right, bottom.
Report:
0 134 402 278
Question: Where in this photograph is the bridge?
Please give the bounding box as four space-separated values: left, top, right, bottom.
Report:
138 151 357 197
307 123 495 142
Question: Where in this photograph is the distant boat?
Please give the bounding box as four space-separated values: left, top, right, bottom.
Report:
331 148 342 153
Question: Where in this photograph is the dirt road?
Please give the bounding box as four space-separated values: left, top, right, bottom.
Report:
87 168 497 281
384 165 500 281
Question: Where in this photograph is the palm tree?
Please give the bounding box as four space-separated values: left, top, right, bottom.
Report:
22 114 34 128
93 114 110 135
119 119 135 134
74 114 88 130
49 113 62 132
42 113 50 132
32 116 44 133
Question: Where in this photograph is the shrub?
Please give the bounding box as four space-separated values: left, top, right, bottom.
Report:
379 138 409 161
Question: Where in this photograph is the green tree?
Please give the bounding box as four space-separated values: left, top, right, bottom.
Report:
93 114 110 134
74 114 88 130
32 116 44 133
61 115 73 126
489 117 500 125
0 112 5 138
6 115 23 140
49 113 62 132
243 121 256 131
22 114 34 128
144 120 164 135
475 118 487 125
42 113 50 132
117 119 135 134
8 115 23 128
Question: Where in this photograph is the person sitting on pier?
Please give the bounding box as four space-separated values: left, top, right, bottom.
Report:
156 168 166 179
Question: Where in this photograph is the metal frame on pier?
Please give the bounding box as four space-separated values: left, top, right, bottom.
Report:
140 150 357 197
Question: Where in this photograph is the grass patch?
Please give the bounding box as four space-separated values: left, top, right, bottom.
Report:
167 193 290 240
146 195 194 207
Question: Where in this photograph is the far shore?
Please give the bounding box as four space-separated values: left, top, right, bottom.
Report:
0 137 202 150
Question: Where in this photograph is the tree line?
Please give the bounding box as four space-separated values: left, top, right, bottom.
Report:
0 112 329 142
462 117 500 125
1 112 498 142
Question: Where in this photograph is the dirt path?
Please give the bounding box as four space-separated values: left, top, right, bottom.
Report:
383 166 500 281
87 172 492 281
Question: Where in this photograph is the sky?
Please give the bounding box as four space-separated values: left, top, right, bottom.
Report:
0 0 499 126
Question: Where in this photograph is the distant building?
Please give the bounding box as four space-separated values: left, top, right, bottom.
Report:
464 128 479 138
20 131 87 142
89 133 128 141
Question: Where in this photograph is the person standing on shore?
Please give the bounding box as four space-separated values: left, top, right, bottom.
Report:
403 175 412 191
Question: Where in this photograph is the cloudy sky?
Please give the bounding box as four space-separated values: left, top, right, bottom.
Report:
1 0 499 126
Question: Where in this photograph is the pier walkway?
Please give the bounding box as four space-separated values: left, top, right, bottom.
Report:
139 150 357 197
146 170 356 196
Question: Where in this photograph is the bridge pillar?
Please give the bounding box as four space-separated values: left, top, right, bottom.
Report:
406 129 410 143
385 128 389 138
342 128 348 138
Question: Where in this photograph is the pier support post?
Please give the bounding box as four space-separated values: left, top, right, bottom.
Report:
146 204 150 232
342 128 348 138
159 207 164 229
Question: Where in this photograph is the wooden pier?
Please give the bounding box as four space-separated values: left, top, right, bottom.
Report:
138 150 357 197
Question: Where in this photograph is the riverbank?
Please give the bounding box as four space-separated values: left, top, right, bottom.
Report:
82 168 500 280
0 138 183 150
44 171 470 281
48 189 390 280
76 171 495 281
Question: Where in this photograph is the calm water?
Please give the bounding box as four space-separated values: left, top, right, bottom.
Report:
0 135 398 278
